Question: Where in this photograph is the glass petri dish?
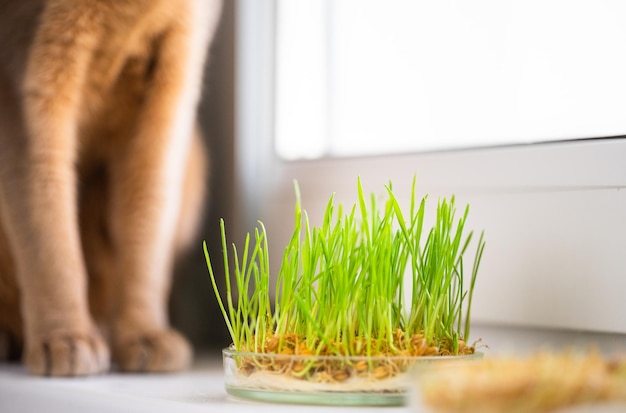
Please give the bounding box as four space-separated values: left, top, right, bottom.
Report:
222 347 483 406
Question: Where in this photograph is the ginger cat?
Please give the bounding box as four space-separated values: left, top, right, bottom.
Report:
0 0 221 376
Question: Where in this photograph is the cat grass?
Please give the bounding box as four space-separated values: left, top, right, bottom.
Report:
204 178 485 383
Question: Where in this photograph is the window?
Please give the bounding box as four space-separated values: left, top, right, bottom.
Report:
276 0 626 159
236 0 626 334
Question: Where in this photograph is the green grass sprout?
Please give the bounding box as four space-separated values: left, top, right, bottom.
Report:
204 178 485 358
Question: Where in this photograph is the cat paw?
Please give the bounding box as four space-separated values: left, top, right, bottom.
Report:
112 328 192 373
24 329 110 376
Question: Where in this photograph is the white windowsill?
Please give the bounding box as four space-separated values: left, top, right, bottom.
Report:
1 324 624 413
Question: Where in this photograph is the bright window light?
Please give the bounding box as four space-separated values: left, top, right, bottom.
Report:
275 0 626 160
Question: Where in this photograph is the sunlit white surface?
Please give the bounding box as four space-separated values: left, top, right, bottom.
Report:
0 357 397 412
276 0 626 159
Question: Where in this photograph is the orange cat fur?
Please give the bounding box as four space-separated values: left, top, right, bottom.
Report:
0 0 221 376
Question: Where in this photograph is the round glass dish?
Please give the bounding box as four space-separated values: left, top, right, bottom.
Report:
222 348 483 406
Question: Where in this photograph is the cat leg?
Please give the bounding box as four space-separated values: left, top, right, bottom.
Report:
109 5 216 373
1 5 110 376
109 135 207 372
